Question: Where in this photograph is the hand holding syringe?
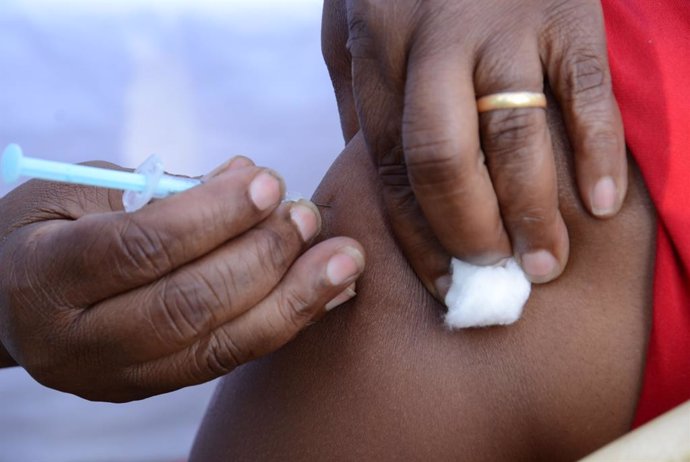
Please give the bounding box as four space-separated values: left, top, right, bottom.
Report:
0 142 364 400
2 144 201 211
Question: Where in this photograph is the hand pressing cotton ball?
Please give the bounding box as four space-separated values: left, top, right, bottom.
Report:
444 258 531 329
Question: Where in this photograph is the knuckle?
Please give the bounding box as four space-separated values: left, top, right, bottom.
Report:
154 276 219 346
345 1 385 60
561 51 610 105
580 126 621 158
403 109 477 158
203 331 244 375
404 128 458 159
114 216 175 279
407 153 466 191
275 288 314 335
403 127 480 188
346 14 376 59
254 226 296 275
482 109 543 152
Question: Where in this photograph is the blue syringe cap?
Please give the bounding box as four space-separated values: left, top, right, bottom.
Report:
1 144 24 184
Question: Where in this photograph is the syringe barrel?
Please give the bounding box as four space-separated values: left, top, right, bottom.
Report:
3 144 202 201
154 175 201 197
20 157 149 191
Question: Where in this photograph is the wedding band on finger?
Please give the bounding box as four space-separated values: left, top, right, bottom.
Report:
476 91 547 113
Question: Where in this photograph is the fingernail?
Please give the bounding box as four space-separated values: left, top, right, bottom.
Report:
326 247 364 286
227 155 254 170
203 156 254 181
591 176 618 217
496 257 511 267
290 200 320 242
249 171 282 211
520 250 559 283
325 283 357 311
435 274 452 299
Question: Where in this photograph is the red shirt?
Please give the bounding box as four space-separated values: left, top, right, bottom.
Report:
601 0 690 427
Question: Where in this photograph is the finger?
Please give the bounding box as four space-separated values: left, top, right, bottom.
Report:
475 41 569 283
39 164 286 306
0 157 256 229
348 29 449 298
378 161 452 299
322 0 359 142
403 42 512 265
541 1 627 218
201 155 255 182
78 200 322 363
347 15 405 167
346 7 473 296
120 237 364 396
346 0 418 167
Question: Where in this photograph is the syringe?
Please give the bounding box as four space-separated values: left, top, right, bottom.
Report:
1 144 201 212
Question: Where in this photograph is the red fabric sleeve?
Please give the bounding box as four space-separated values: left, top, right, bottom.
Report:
601 0 690 427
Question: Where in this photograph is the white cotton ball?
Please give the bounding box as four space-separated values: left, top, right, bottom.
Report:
444 258 531 329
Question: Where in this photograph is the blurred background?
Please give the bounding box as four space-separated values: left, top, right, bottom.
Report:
0 0 343 460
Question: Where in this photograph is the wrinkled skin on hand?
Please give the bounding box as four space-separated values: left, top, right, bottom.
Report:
0 158 364 402
322 0 626 293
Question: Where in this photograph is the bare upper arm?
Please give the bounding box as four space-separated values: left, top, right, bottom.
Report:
191 111 655 461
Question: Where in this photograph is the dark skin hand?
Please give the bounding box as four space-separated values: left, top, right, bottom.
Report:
0 158 364 402
322 0 626 293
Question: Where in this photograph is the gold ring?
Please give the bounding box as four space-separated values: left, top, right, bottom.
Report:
476 91 547 113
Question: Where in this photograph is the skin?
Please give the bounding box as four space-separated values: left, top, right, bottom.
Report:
191 110 655 460
0 158 364 402
323 0 627 289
